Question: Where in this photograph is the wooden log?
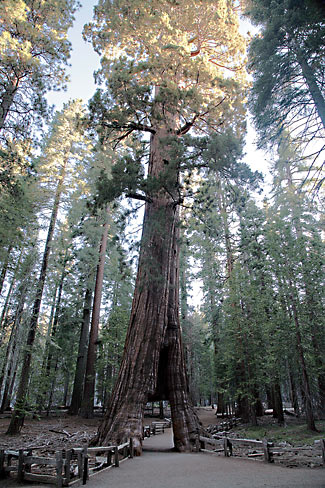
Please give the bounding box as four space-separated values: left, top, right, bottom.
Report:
86 446 115 453
117 442 129 450
17 449 24 482
24 456 57 465
24 472 57 485
228 438 263 447
56 451 63 488
114 446 119 467
200 436 223 447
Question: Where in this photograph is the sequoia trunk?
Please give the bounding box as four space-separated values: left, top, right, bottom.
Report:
95 125 200 452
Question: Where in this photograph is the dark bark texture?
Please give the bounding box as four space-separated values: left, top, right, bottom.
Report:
94 125 200 453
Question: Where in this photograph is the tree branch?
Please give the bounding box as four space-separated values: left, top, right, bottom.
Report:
126 192 152 203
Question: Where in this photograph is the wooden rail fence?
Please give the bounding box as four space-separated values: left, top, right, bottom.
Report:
199 435 325 466
0 420 172 487
0 440 134 487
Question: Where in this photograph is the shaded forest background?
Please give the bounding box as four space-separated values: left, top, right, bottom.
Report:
0 0 324 437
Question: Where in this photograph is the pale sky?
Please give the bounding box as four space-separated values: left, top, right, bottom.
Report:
46 0 99 109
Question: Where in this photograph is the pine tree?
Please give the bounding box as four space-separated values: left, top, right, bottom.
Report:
0 0 79 138
6 100 85 434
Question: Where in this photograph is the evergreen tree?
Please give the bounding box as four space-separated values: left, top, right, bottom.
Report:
0 0 79 139
87 0 247 452
245 0 325 183
7 100 85 434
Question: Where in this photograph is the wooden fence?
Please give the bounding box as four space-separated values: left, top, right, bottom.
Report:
0 419 172 487
0 440 133 487
199 435 325 466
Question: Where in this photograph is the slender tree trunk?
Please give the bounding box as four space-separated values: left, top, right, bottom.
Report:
271 382 284 424
0 275 15 341
288 363 300 416
68 287 93 415
289 290 317 431
0 245 12 297
40 252 68 409
0 80 18 131
80 208 110 418
94 124 200 453
6 162 67 435
63 368 70 407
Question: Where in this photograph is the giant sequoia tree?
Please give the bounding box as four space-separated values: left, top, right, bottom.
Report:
86 0 246 452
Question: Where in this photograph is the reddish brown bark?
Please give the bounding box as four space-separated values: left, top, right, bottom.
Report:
94 125 200 453
80 208 110 418
68 287 93 415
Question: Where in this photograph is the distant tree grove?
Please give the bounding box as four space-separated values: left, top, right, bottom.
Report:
0 0 324 444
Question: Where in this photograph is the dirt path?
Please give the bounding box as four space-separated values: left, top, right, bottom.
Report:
2 429 323 488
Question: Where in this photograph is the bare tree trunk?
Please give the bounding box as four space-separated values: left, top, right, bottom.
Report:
94 125 200 453
68 287 93 415
80 208 110 418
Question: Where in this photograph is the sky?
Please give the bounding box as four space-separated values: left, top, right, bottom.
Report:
46 0 100 110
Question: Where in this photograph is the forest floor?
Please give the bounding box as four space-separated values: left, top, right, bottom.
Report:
1 422 325 488
0 407 323 465
197 406 325 446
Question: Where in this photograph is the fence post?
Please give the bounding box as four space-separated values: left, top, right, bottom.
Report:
106 448 112 466
25 450 32 474
77 451 83 480
82 448 88 485
129 438 134 458
56 451 63 488
320 439 325 465
114 446 119 467
0 449 4 478
17 449 24 482
65 449 72 484
223 437 228 457
195 436 200 453
262 439 271 462
228 439 233 456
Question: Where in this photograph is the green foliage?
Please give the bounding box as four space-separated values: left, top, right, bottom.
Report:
245 0 325 184
0 0 80 138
